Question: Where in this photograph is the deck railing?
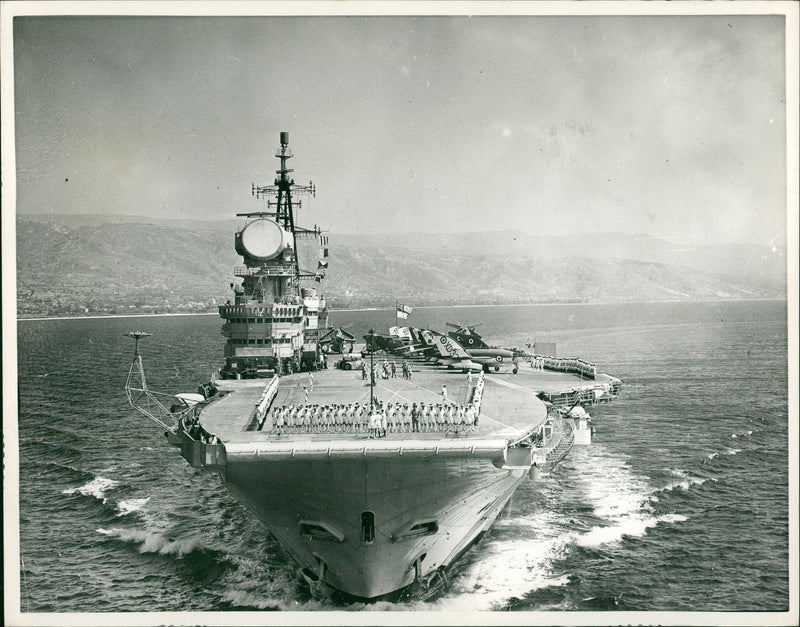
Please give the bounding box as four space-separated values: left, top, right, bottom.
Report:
541 379 621 407
233 265 294 277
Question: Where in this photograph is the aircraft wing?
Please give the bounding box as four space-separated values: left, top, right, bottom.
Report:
395 343 429 355
440 358 483 372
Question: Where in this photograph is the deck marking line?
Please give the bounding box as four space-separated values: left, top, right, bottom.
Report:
401 378 446 401
478 412 515 430
484 375 539 396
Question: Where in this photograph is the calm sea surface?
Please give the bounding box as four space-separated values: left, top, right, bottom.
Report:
15 300 789 613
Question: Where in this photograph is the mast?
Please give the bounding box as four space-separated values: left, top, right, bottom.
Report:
251 131 316 294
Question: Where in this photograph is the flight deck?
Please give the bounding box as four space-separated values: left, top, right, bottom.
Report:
198 360 619 447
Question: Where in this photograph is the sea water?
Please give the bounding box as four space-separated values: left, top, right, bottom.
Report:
15 300 789 612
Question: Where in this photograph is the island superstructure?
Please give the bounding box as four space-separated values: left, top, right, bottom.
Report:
218 130 326 378
125 132 622 600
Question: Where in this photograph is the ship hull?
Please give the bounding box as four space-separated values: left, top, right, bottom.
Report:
222 455 527 599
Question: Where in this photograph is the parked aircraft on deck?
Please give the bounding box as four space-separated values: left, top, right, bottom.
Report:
429 329 519 373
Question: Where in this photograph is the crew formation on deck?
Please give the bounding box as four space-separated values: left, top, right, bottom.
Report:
531 355 597 379
264 369 487 437
268 398 480 436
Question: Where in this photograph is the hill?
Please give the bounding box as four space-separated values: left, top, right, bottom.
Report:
15 214 786 317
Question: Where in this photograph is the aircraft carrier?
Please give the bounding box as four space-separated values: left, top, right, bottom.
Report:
125 132 622 600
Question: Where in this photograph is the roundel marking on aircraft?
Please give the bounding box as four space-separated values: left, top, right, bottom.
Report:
495 355 503 362
439 336 447 344
467 338 474 345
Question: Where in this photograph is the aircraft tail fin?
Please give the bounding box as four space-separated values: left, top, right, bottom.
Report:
449 330 489 349
430 330 472 359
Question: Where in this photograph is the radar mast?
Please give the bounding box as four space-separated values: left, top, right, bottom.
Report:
250 132 316 289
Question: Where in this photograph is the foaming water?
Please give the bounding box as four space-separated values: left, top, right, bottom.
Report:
566 449 690 550
97 527 206 557
62 476 120 503
435 510 575 611
659 469 713 493
222 589 336 612
704 446 747 464
575 513 687 548
575 448 651 518
116 497 151 517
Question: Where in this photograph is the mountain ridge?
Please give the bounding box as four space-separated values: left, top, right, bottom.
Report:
15 215 786 317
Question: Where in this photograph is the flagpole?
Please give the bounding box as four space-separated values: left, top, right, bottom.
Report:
395 298 398 329
369 329 375 413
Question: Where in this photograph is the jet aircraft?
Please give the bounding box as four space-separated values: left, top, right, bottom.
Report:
446 322 489 349
446 322 535 366
428 330 520 373
367 325 526 374
319 325 356 353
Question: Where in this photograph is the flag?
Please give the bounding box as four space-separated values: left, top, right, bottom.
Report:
319 234 329 246
321 248 329 258
397 303 412 319
317 259 328 269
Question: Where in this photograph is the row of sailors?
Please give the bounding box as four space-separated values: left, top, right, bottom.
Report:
255 377 280 425
271 401 479 433
470 375 485 410
534 355 597 377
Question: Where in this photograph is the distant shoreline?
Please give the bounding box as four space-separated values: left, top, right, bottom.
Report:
16 297 788 322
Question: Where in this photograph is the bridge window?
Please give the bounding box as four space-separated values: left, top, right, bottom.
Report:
361 511 375 544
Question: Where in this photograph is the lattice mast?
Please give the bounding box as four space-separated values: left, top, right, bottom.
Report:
251 131 316 290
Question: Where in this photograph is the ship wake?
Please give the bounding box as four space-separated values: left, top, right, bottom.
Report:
571 450 688 550
433 510 574 611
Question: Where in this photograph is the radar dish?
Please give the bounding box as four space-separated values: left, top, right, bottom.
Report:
240 219 285 259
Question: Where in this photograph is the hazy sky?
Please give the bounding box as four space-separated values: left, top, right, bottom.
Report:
12 12 788 244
